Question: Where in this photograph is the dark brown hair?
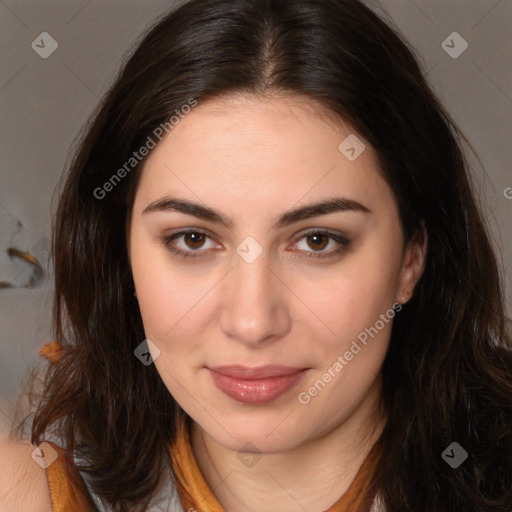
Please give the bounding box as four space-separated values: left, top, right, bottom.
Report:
16 0 512 510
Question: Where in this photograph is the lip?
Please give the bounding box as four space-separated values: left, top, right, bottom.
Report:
208 365 309 404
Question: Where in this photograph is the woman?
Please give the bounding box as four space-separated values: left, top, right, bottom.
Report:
1 0 511 511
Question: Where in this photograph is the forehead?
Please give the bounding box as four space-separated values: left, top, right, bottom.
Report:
145 91 359 161
132 92 392 220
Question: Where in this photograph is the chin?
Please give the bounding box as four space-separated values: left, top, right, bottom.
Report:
197 406 315 452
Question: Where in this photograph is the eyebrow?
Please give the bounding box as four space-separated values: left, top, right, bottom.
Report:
142 196 372 229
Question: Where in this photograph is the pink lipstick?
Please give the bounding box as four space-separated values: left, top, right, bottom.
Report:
208 365 308 404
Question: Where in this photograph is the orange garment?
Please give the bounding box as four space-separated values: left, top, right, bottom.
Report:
170 416 382 512
40 342 383 512
43 441 97 512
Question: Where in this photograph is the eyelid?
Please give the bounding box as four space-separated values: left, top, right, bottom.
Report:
291 228 350 247
163 228 220 257
163 227 351 259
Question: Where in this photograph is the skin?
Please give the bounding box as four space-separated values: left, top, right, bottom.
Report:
128 93 427 512
0 428 53 512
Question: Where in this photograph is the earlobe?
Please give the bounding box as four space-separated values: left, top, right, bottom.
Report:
396 289 411 306
396 222 428 305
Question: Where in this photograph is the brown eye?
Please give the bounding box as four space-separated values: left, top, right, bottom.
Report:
163 229 217 258
292 230 351 260
184 232 206 249
306 233 329 251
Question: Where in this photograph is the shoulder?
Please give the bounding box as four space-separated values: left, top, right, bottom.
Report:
0 432 53 512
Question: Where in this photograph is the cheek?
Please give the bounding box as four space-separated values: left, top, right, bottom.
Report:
131 232 210 341
132 248 208 401
289 248 402 353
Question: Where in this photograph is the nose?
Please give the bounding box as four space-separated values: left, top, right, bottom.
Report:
219 250 291 348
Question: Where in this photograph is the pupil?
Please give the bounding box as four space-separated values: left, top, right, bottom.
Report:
184 233 329 251
309 234 327 250
186 233 204 248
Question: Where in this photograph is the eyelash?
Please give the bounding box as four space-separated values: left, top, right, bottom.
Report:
162 228 351 260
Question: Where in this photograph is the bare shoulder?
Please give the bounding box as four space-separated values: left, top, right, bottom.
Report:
0 431 53 512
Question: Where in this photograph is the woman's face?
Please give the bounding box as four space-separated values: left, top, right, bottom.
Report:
129 93 425 453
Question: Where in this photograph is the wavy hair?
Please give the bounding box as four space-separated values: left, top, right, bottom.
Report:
15 0 512 510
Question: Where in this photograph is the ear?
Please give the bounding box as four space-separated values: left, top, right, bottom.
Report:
396 221 428 305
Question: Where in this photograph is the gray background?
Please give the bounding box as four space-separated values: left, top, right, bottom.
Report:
1 0 511 427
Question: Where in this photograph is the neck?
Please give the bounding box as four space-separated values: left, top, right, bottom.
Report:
190 376 386 512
